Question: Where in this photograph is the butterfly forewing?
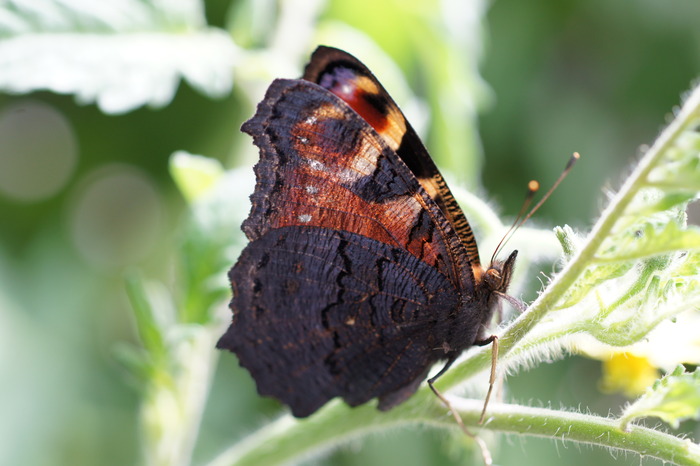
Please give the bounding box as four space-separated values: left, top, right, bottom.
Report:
239 78 471 289
303 46 483 267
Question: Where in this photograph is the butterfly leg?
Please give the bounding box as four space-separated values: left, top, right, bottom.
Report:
473 335 499 424
427 357 493 466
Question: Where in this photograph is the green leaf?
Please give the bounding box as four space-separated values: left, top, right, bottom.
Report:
620 366 700 430
627 192 697 218
176 166 253 324
0 0 238 113
169 151 224 203
595 222 700 263
125 273 166 359
112 343 155 384
554 225 578 260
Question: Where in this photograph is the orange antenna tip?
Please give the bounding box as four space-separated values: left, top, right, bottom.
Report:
567 152 580 170
528 180 540 192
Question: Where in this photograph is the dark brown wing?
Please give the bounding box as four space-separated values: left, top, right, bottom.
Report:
239 78 473 291
217 76 478 417
218 226 459 417
303 46 482 267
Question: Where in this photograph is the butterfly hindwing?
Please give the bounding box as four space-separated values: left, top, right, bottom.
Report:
219 226 459 417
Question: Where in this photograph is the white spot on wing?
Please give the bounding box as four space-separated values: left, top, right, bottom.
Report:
305 185 319 194
298 214 312 223
338 168 358 183
351 153 375 175
308 160 325 171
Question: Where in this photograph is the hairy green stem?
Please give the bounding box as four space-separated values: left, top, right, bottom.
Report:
467 400 700 466
438 84 700 392
207 396 700 466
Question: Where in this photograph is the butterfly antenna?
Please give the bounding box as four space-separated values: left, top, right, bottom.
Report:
490 152 580 263
519 152 580 227
490 180 539 264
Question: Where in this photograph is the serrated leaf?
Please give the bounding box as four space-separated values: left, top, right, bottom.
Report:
620 366 700 430
648 152 700 191
627 192 697 218
595 223 700 263
555 261 633 309
0 0 238 113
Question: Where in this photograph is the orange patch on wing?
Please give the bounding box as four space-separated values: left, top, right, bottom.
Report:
327 76 407 151
329 78 387 130
310 101 347 121
261 119 448 270
274 165 448 269
418 176 439 200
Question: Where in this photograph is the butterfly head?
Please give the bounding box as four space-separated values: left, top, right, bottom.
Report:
484 249 518 297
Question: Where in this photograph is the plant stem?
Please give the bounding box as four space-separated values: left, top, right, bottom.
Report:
206 396 700 466
465 400 700 466
438 84 700 392
142 327 220 466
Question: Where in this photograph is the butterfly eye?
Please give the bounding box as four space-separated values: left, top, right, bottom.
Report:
484 268 502 289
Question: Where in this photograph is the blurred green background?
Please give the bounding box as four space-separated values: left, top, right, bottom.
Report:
1 0 699 465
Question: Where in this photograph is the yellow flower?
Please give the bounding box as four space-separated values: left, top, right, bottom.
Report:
598 352 660 398
571 309 700 398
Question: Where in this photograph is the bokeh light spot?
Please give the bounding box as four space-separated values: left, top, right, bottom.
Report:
68 165 162 269
0 100 78 202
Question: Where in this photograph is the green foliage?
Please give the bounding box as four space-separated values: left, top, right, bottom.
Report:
504 88 700 357
0 0 236 113
621 366 700 431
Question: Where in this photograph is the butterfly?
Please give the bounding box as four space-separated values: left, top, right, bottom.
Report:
217 46 517 418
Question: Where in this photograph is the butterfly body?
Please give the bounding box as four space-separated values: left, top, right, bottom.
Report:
217 46 516 418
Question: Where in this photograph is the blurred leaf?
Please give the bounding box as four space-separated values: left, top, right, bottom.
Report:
227 0 279 48
170 151 224 203
177 167 253 324
0 0 238 113
620 366 700 430
113 343 155 384
125 273 166 360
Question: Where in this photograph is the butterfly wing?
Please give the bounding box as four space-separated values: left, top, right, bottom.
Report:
239 78 472 290
303 46 483 268
218 226 459 417
218 71 478 416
